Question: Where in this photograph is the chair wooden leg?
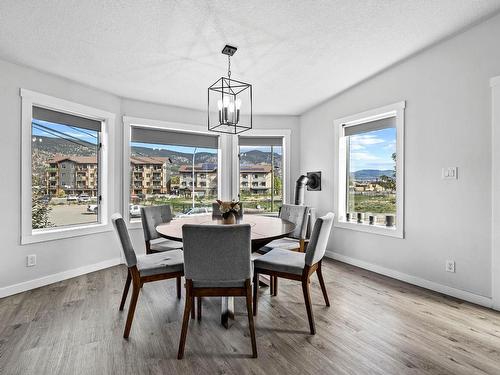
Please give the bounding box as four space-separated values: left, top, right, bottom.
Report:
273 277 278 296
302 277 315 335
119 271 131 311
197 297 202 321
123 282 141 338
253 272 259 316
317 261 330 307
270 275 274 295
245 280 258 358
176 276 181 300
190 295 195 319
177 282 193 359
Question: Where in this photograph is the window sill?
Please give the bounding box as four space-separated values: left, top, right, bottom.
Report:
22 223 112 245
334 220 403 238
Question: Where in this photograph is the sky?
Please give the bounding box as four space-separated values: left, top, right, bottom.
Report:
131 142 217 155
32 120 98 145
348 128 396 171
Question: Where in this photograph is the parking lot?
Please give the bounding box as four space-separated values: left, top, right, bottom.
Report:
48 204 97 227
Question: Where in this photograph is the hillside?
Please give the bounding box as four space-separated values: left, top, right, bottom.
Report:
352 169 394 181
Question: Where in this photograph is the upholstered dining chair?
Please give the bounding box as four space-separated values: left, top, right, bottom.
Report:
212 202 244 218
111 214 184 339
140 205 183 254
259 204 311 295
177 224 257 359
253 212 334 335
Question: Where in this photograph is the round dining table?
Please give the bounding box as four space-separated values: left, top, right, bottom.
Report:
156 214 296 328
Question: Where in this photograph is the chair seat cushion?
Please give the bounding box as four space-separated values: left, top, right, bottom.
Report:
259 237 300 254
253 248 305 275
137 250 184 277
150 238 183 252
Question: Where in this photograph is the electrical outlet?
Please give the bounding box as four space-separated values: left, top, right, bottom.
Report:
445 260 455 273
26 254 36 267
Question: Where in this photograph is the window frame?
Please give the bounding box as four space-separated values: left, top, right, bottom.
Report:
122 116 225 229
232 128 291 212
333 101 405 238
21 89 115 244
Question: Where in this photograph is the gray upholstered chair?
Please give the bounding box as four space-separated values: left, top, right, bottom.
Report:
212 202 244 218
253 213 334 335
111 213 184 339
259 204 311 254
177 224 257 359
140 205 183 253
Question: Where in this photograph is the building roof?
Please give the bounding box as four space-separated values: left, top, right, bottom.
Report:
130 156 170 165
179 163 217 173
49 155 97 164
240 164 272 173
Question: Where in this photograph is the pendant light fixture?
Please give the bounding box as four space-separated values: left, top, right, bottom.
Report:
208 45 252 134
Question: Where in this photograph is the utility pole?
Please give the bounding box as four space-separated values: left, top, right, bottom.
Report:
192 147 197 209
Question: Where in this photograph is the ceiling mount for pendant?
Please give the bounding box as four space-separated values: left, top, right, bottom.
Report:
208 44 252 134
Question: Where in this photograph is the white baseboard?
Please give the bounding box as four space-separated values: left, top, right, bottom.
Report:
325 250 494 309
0 257 122 299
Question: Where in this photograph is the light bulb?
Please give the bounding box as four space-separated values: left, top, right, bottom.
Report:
223 96 230 108
217 99 222 110
228 100 235 113
235 98 242 110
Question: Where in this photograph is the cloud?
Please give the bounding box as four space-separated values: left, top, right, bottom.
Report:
350 134 385 146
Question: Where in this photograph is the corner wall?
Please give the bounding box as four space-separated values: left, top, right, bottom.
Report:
299 13 500 304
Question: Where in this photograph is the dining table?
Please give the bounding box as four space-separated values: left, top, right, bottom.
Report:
156 214 296 328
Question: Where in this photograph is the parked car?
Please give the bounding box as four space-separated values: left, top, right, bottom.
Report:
129 204 142 218
38 194 51 204
87 204 98 214
78 194 90 203
176 206 212 218
67 195 78 202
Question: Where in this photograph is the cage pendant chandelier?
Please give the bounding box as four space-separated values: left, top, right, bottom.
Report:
208 45 252 134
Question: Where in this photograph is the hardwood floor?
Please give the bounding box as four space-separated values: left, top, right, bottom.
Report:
1 259 500 374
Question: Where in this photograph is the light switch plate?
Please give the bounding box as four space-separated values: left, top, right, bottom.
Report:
26 254 36 267
442 167 458 180
445 260 455 273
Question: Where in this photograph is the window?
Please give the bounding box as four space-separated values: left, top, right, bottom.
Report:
239 136 283 213
21 89 115 244
127 125 219 222
334 102 405 237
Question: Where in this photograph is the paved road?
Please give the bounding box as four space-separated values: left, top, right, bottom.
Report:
48 204 97 227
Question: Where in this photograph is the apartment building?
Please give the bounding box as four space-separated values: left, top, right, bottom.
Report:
46 156 98 196
178 163 218 197
130 156 171 196
240 165 272 194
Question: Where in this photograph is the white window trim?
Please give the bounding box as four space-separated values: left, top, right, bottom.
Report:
20 89 115 244
231 128 291 206
122 116 227 229
333 101 405 238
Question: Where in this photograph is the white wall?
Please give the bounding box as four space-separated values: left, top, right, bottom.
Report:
0 60 299 297
300 13 500 303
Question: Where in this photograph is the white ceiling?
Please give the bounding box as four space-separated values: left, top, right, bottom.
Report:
1 1 500 115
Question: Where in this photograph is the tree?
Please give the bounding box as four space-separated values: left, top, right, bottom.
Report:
273 175 282 196
378 153 396 191
32 176 54 229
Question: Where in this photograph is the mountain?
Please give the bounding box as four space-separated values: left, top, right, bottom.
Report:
240 150 282 167
352 169 393 181
131 146 218 165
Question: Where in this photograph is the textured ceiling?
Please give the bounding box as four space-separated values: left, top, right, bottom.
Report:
1 1 500 115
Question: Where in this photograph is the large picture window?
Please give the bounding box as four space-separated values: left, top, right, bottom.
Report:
31 107 101 229
335 102 405 238
128 126 219 221
238 136 283 214
21 89 115 244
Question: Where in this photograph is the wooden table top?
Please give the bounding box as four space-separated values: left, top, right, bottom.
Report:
156 214 296 244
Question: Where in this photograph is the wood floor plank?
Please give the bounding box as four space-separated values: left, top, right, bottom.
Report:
1 259 500 374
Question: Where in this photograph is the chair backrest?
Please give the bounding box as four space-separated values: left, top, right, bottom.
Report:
305 213 334 266
306 208 317 239
279 204 310 240
182 224 251 286
212 202 243 218
111 213 137 268
140 205 173 242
